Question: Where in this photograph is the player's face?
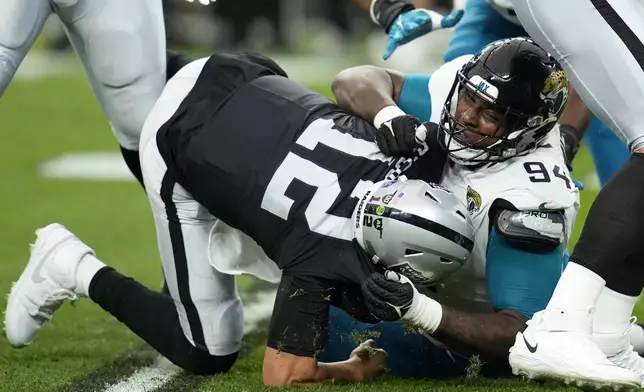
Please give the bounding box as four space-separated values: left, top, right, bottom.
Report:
453 89 508 148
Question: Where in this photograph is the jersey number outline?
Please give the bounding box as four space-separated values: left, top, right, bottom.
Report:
523 161 573 189
261 118 386 241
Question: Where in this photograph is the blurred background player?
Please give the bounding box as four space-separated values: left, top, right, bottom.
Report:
0 0 166 187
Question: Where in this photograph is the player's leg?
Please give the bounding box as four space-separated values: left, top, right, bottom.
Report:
4 59 242 375
3 221 239 374
54 0 166 187
0 0 51 96
509 0 644 387
443 0 526 62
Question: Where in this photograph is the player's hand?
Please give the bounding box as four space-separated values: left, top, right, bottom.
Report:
348 339 388 382
384 9 464 60
361 271 417 321
376 115 426 157
362 271 443 332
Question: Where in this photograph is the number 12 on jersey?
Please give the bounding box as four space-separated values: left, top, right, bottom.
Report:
261 118 384 241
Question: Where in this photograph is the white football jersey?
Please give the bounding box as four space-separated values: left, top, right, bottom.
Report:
419 56 581 312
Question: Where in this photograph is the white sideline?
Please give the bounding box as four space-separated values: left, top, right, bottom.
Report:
102 289 276 392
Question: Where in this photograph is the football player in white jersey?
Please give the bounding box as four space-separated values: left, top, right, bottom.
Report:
320 37 580 378
0 0 166 185
504 0 644 389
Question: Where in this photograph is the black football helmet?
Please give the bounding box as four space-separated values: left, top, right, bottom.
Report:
439 37 569 164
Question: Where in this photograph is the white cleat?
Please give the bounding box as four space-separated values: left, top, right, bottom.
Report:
509 310 641 391
4 223 94 348
594 319 644 387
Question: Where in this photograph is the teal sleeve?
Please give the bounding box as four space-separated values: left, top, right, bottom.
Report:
398 74 432 122
485 227 569 318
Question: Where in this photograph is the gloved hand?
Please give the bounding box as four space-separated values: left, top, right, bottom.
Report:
376 115 426 157
361 271 443 333
384 9 464 60
361 271 416 321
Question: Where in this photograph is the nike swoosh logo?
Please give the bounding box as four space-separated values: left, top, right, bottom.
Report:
30 235 69 284
522 334 538 353
31 255 48 283
538 202 549 210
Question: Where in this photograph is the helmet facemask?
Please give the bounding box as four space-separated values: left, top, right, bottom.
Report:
438 67 565 166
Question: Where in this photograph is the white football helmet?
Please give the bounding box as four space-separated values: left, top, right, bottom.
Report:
353 179 474 286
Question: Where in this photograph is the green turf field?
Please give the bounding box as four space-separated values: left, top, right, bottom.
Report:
0 68 638 392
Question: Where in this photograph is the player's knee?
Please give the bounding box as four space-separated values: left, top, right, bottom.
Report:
181 349 238 375
87 27 154 88
86 29 164 149
0 48 20 94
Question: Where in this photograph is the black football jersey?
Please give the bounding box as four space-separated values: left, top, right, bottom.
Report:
157 54 445 284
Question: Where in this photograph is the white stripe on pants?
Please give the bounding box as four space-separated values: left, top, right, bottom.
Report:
139 58 243 356
512 0 644 151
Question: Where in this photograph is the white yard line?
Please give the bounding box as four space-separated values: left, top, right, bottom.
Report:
102 289 276 392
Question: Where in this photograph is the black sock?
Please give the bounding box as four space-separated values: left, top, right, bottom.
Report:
88 267 238 375
119 146 144 190
166 50 195 81
570 153 644 296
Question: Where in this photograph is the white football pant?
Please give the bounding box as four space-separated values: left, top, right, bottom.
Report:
0 0 166 150
139 59 246 356
512 0 644 152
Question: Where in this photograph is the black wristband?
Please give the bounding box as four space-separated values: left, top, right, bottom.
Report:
370 0 415 32
559 125 581 152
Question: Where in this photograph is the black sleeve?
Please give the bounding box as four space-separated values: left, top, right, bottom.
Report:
267 274 333 358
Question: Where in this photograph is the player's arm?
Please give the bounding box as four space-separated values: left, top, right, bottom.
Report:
363 202 568 360
332 66 432 121
332 66 406 125
262 274 385 386
434 204 568 359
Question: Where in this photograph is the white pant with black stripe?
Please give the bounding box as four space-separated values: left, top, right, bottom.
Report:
512 0 644 151
138 59 246 356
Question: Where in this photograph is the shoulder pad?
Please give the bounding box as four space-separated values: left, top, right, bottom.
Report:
494 209 565 253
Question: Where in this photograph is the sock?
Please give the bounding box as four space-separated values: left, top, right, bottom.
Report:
546 262 605 312
76 254 107 297
166 50 195 81
120 146 144 189
593 287 638 336
88 267 238 374
569 153 644 296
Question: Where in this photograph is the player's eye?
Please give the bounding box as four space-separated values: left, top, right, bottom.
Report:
483 110 502 123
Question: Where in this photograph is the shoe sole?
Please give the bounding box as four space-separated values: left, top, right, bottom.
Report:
511 357 641 392
4 224 72 347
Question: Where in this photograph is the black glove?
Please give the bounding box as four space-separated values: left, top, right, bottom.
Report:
370 0 415 33
361 271 415 322
376 115 424 157
559 124 581 172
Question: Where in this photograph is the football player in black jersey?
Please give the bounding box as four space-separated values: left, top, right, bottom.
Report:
4 52 474 386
